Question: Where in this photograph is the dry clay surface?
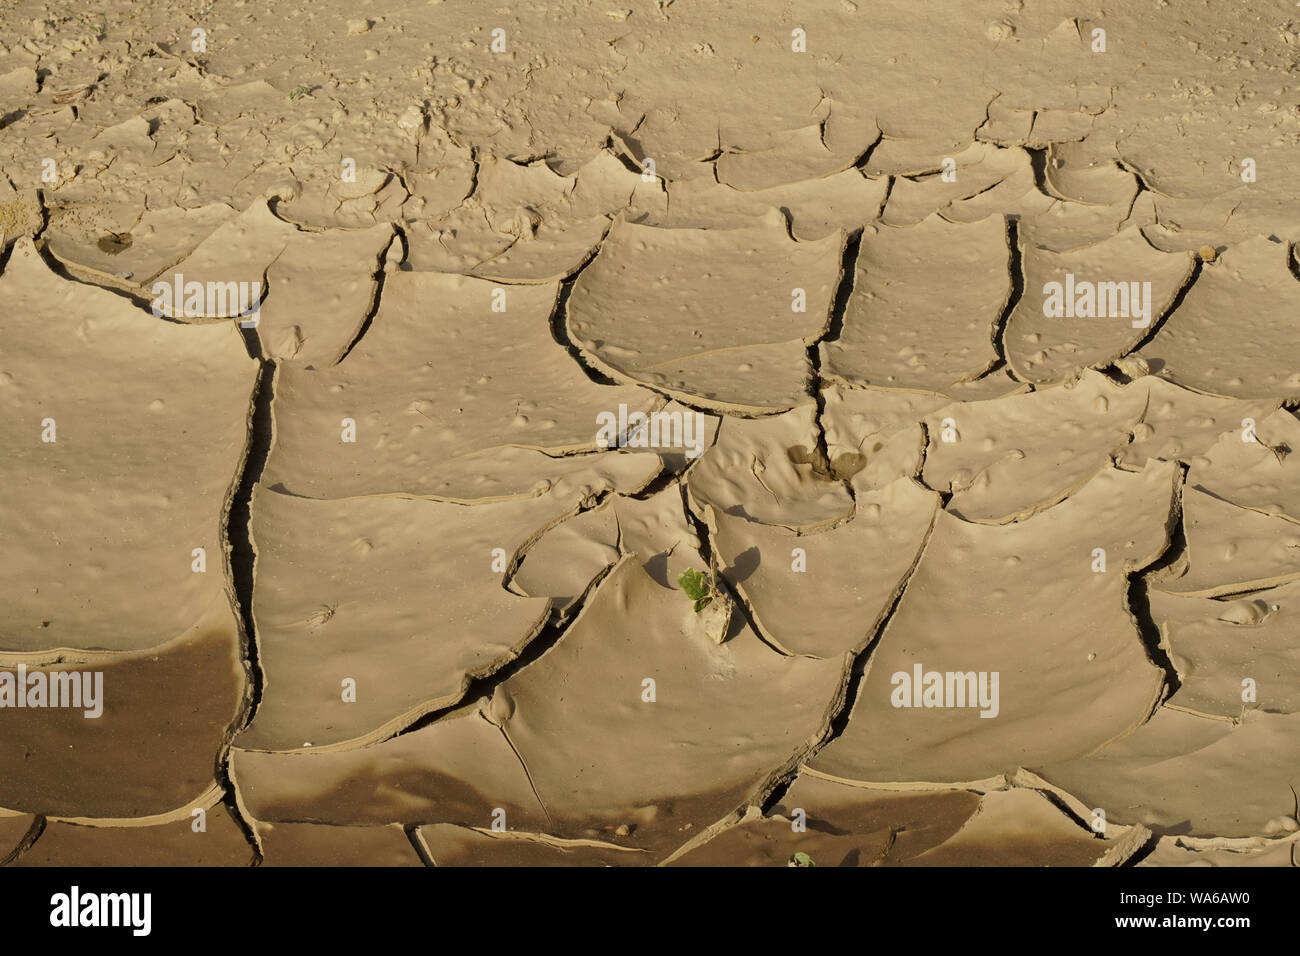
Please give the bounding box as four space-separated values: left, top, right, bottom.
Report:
2 0 1300 867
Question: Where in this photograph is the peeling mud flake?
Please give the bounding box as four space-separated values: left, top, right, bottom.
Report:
820 215 1010 394
153 202 298 321
1031 707 1300 839
1152 487 1300 598
0 810 39 864
1148 583 1300 719
920 370 1147 523
235 486 565 753
671 774 979 867
230 704 552 832
490 557 846 854
263 272 661 499
46 203 238 287
510 503 620 616
1043 145 1139 208
715 120 867 192
880 143 1031 228
416 824 644 867
611 486 704 590
907 788 1146 867
1139 834 1300 867
659 171 888 241
810 462 1177 785
566 212 841 413
1115 376 1278 470
687 404 854 531
1017 192 1157 255
15 806 254 866
1005 227 1195 386
1140 237 1300 400
709 477 938 658
0 238 257 654
1190 408 1300 523
819 386 947 492
257 223 396 366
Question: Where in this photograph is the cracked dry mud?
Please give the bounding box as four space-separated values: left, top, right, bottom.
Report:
2 1 1299 869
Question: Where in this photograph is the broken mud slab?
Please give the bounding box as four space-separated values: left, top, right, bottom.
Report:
0 619 246 819
1149 583 1300 719
45 203 238 288
238 484 585 753
713 125 861 193
1115 377 1279 470
511 484 705 617
611 489 705 589
880 144 1032 227
231 555 847 854
602 398 721 475
820 387 947 493
256 222 396 366
408 208 610 284
671 773 979 867
810 463 1176 785
1042 144 1140 208
1152 487 1300 598
1140 236 1300 400
906 787 1148 867
231 700 552 833
1029 707 1300 839
15 803 253 866
709 477 938 658
920 371 1148 523
404 152 663 281
480 557 847 853
1004 226 1195 385
936 154 1051 226
713 97 870 192
415 825 646 867
152 202 298 320
657 170 888 241
687 404 854 531
382 446 662 507
819 215 1010 394
1139 833 1299 867
0 237 256 654
566 212 842 413
255 822 422 866
1189 408 1300 524
148 206 396 362
863 135 974 181
263 270 663 499
1017 192 1158 255
936 370 1031 402
608 66 835 185
508 502 620 618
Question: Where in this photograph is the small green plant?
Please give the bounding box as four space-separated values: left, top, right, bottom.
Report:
678 554 733 644
677 567 717 612
788 852 815 867
77 13 107 39
288 84 311 101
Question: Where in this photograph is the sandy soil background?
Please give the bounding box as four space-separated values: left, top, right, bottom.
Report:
2 0 1299 866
